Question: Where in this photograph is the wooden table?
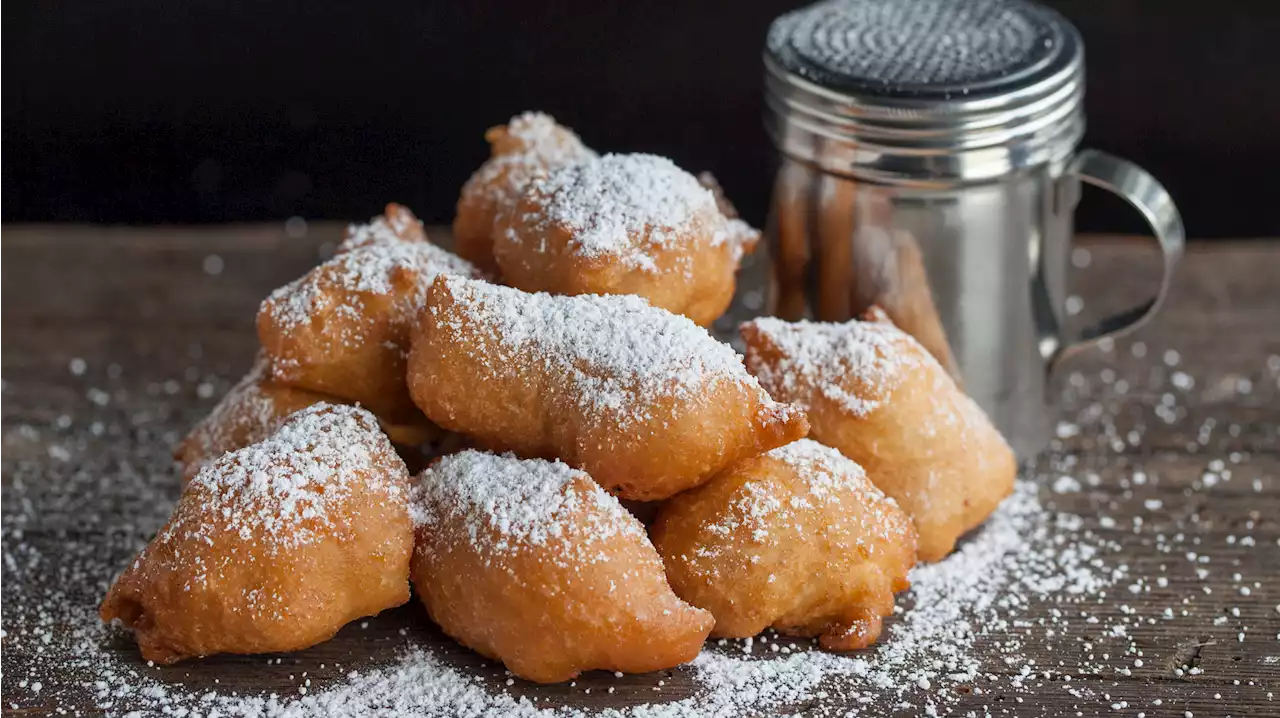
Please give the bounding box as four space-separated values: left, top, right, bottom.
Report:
2 225 1278 717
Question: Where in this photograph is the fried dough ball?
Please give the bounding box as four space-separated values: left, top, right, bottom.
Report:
407 276 808 501
175 353 444 485
175 353 330 484
651 439 916 651
409 450 713 683
493 153 760 326
740 308 1016 562
336 202 429 253
101 404 413 663
454 112 596 274
257 205 482 419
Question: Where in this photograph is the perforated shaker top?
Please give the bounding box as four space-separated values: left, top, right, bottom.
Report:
766 0 1077 99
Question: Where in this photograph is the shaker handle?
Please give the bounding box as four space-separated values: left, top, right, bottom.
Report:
1036 149 1186 370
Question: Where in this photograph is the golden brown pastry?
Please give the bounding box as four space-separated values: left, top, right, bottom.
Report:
257 205 482 419
175 354 445 485
453 112 596 274
407 275 807 501
651 439 916 651
409 450 713 683
493 153 760 326
101 404 413 663
336 202 430 253
175 353 331 485
740 307 1016 562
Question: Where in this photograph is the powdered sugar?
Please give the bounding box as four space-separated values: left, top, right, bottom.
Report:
460 112 597 213
692 438 910 572
743 313 920 416
763 438 898 510
263 205 478 339
177 355 280 475
3 463 1131 717
411 450 639 555
177 403 406 551
337 204 427 253
465 153 555 207
266 240 479 332
8 352 1260 713
512 154 726 272
716 438 902 532
436 276 766 425
719 219 761 263
6 277 1274 715
495 112 595 164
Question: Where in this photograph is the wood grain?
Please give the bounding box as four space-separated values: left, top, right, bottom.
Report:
1 225 1277 717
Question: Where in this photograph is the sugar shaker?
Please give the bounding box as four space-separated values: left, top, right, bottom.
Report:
763 0 1185 459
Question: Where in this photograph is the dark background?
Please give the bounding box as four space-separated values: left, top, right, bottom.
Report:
5 1 1279 237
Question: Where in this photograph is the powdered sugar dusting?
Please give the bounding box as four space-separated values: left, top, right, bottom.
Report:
465 153 554 207
6 301 1274 715
437 276 763 426
11 347 1261 714
264 238 480 334
512 154 725 272
460 112 597 213
497 112 595 164
4 469 1132 717
696 171 762 261
719 218 761 263
178 403 406 551
178 355 279 475
744 314 920 416
337 205 426 253
763 438 896 509
411 450 640 558
693 438 909 570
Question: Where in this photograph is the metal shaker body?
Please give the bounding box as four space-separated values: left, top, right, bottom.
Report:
770 156 1082 459
763 0 1184 459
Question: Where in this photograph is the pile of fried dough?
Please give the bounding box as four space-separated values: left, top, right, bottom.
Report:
100 113 1017 684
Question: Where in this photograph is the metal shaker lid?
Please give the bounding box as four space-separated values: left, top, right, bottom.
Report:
764 0 1085 183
